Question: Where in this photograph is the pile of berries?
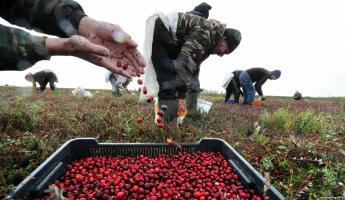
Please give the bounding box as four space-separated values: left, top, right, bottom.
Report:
40 151 263 200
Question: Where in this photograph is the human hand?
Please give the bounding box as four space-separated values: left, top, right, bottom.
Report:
78 17 145 77
173 60 192 89
46 35 112 64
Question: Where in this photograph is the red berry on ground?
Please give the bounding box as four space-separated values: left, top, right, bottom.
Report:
156 117 162 124
137 117 143 123
158 123 164 129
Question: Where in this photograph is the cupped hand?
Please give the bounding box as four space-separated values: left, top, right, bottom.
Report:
78 17 145 77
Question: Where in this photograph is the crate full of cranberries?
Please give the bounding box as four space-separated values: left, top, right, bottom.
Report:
5 138 285 200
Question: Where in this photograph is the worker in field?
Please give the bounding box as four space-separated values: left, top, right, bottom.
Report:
239 68 281 105
223 70 243 104
25 69 58 91
142 8 241 122
105 71 132 97
293 91 302 100
185 2 212 111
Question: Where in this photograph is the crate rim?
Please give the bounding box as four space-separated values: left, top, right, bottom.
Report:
5 137 285 200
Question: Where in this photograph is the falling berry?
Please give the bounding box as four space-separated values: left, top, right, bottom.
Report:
166 138 174 145
157 110 164 117
137 79 143 85
156 117 162 124
149 95 154 102
143 87 147 94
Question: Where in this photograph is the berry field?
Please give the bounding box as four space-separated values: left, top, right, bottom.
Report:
0 86 344 199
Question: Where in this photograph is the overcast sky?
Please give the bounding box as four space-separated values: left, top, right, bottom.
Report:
1 0 345 97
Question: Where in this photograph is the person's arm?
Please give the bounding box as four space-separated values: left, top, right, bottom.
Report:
0 1 145 76
254 75 269 96
175 24 223 98
175 15 224 83
0 0 86 37
231 79 241 94
224 86 231 102
0 24 49 71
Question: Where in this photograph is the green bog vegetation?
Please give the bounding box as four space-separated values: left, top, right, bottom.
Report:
0 86 344 199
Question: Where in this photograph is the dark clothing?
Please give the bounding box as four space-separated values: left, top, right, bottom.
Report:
246 68 272 96
187 2 212 19
185 3 211 111
225 71 243 103
152 18 181 100
186 71 202 111
175 13 224 67
152 13 225 100
293 91 302 100
32 70 58 91
0 0 86 71
232 70 243 89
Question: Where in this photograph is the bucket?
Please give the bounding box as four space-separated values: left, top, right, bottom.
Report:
252 99 261 107
227 99 236 104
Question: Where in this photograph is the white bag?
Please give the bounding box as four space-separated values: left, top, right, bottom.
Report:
139 12 178 103
72 87 93 97
221 72 234 89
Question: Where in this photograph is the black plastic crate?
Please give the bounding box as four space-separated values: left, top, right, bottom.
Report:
5 138 285 200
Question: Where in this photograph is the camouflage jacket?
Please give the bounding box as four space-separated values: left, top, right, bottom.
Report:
0 0 86 71
175 12 225 73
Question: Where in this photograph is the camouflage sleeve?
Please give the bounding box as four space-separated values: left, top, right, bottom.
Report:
178 29 212 72
0 24 50 71
0 0 86 37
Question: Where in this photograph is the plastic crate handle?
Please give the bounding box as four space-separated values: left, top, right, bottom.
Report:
34 162 64 195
